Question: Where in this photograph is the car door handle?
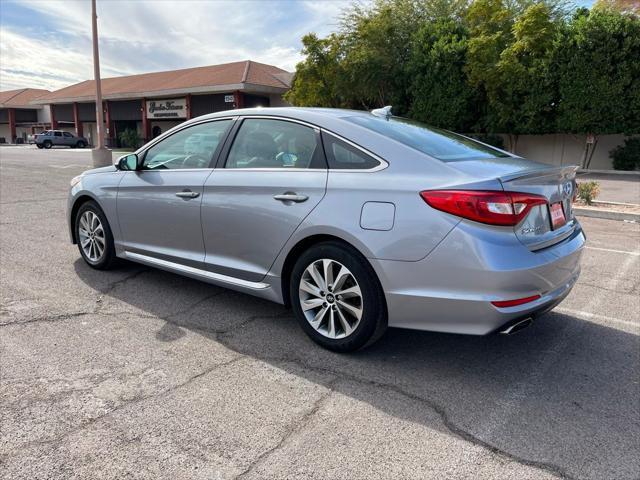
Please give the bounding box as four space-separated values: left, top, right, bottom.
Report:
175 190 200 199
273 193 308 203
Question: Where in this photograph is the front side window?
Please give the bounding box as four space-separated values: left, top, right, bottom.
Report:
142 120 231 170
347 115 510 162
226 118 324 169
54 131 62 137
63 132 73 138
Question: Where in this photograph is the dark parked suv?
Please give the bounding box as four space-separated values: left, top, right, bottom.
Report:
36 130 88 149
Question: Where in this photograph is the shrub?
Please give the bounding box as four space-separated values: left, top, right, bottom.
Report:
610 137 640 171
118 128 140 149
577 181 600 205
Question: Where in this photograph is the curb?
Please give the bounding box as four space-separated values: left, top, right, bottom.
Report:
574 207 639 222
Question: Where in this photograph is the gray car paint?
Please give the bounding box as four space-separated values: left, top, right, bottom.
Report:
68 107 584 334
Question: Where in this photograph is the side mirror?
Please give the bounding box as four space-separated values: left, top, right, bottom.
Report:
116 154 139 171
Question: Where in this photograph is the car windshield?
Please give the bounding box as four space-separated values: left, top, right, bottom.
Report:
346 115 510 161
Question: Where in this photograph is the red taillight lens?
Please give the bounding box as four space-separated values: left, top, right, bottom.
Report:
420 190 547 226
491 295 541 308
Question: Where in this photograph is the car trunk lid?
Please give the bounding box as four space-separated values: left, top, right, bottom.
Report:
499 165 578 251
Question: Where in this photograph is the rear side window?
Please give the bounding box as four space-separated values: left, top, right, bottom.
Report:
226 118 324 169
63 132 73 138
346 115 510 162
321 132 380 170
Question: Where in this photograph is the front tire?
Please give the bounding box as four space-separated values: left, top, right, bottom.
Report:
36 144 44 149
43 140 52 149
75 201 117 270
290 242 387 352
77 141 86 148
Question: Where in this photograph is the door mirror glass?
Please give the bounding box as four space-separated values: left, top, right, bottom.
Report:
117 154 138 171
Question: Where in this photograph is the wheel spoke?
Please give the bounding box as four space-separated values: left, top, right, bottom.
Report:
335 307 353 336
337 299 362 320
333 266 350 292
308 262 326 290
95 240 104 256
302 298 324 311
81 238 91 248
327 309 336 337
300 279 322 298
92 213 100 232
94 234 105 245
335 285 361 299
309 305 328 329
80 215 90 232
323 259 334 289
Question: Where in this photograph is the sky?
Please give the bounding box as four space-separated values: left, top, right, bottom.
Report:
0 0 595 93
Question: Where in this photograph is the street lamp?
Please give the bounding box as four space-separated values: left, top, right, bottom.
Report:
91 0 111 167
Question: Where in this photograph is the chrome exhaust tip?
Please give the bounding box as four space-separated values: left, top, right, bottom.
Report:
499 317 533 335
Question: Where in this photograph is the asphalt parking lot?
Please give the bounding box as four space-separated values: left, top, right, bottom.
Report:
1 146 639 480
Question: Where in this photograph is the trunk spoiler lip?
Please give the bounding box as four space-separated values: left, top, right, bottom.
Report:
498 165 579 184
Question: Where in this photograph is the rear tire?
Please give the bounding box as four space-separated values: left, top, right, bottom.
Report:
43 140 52 149
290 241 387 352
75 201 117 270
36 144 44 149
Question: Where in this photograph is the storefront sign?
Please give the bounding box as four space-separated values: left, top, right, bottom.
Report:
224 95 235 103
147 98 187 119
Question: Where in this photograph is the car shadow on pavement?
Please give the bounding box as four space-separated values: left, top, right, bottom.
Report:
74 259 640 480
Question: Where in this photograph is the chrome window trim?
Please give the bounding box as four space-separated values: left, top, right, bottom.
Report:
130 168 214 173
123 251 270 289
232 115 321 132
213 168 326 173
320 129 389 173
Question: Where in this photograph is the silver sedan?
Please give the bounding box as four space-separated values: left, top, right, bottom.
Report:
68 107 584 352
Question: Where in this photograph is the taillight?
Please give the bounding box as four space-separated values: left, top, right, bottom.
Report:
420 190 547 226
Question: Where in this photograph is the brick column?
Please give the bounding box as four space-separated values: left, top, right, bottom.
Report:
233 90 244 109
141 99 150 143
104 101 113 147
8 108 16 143
185 94 192 120
73 103 83 137
50 105 58 129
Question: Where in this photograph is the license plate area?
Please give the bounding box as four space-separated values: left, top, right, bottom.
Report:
550 202 566 230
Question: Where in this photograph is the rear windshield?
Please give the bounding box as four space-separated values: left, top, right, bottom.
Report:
346 115 510 161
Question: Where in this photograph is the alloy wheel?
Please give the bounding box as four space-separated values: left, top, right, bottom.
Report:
298 259 363 339
78 211 105 262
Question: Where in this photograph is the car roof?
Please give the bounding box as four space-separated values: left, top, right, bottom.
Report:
195 107 374 128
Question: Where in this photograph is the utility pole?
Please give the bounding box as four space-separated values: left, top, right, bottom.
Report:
91 0 111 166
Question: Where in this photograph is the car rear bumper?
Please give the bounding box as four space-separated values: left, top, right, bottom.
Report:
371 220 585 335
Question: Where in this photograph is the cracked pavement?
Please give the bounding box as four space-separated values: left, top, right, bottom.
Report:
1 147 639 479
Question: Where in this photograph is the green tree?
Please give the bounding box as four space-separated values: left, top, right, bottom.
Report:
464 0 515 135
284 33 348 107
554 8 640 167
490 3 558 148
408 19 479 130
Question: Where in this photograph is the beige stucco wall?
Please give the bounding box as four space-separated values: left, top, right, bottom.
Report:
499 133 628 169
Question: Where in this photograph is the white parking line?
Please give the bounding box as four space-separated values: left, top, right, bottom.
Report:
585 246 640 256
555 307 639 330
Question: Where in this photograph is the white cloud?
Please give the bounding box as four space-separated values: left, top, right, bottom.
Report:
0 0 353 91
